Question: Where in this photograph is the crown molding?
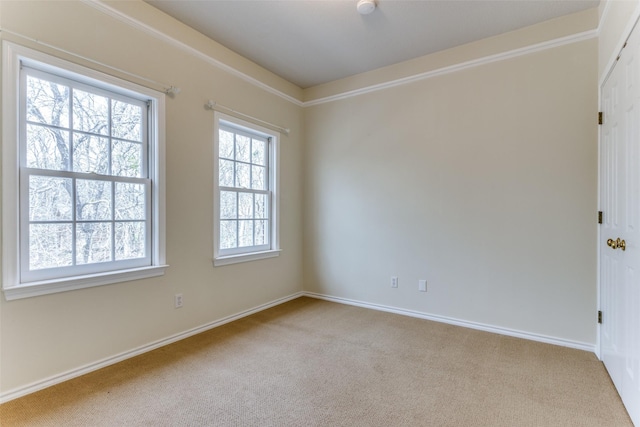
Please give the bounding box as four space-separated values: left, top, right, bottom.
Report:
80 0 304 106
303 29 598 107
82 0 597 108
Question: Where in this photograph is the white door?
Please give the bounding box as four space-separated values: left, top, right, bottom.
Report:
600 22 640 427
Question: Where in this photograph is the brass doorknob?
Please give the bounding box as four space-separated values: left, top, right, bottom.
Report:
607 238 627 251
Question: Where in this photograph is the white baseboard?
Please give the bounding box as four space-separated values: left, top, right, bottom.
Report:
0 291 304 404
303 292 596 353
1 290 596 403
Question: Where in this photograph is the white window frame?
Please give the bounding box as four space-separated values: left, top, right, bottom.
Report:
2 42 167 300
213 112 280 266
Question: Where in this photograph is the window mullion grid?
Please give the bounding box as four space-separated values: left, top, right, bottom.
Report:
111 180 116 263
71 176 78 267
12 51 161 288
249 137 253 194
108 97 115 263
233 133 239 249
266 138 270 190
108 97 113 176
265 138 270 249
68 86 74 173
216 121 274 258
68 87 77 267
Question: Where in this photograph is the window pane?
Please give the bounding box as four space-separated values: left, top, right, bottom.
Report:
29 175 73 221
219 130 235 159
255 220 268 246
26 124 69 171
112 100 142 141
220 191 237 219
236 163 250 188
73 89 109 135
112 140 143 177
238 220 254 247
76 222 112 264
115 183 145 220
76 179 112 221
252 139 266 165
238 192 253 219
236 134 251 162
29 223 73 270
219 159 234 187
251 165 266 190
255 193 268 219
72 134 109 174
115 221 145 260
26 76 69 128
220 220 237 249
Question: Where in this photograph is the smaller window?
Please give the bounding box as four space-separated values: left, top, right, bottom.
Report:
213 112 279 265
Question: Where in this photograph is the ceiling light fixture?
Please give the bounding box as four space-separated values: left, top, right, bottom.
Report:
357 0 376 15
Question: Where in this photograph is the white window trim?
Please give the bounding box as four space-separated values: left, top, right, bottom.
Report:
213 112 280 266
2 41 167 300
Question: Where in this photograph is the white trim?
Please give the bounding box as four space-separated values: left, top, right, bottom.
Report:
303 29 598 107
79 0 597 107
2 4 600 108
3 265 169 301
212 112 280 265
2 42 21 296
596 2 640 362
0 291 304 403
0 289 596 403
596 87 603 361
598 0 612 37
598 3 640 87
2 41 167 299
213 249 281 267
79 0 303 107
303 292 596 353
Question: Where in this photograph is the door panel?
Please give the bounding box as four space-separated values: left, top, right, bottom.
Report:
600 21 640 426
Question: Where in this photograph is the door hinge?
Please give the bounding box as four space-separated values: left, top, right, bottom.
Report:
598 310 603 324
598 112 604 125
598 211 603 224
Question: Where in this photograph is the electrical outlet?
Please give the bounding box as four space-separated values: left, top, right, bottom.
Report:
418 280 427 292
175 293 183 308
391 276 398 288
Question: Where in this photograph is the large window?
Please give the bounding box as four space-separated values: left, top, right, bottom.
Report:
2 42 166 300
213 112 279 265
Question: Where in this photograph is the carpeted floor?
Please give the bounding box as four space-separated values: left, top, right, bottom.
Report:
0 297 633 426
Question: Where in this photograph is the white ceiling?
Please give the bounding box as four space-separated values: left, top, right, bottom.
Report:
145 0 599 89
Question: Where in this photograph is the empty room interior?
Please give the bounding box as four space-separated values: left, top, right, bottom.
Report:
0 0 639 425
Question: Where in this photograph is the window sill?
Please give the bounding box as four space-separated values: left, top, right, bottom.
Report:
3 265 169 301
213 249 281 267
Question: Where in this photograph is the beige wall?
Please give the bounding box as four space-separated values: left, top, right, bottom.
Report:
303 25 598 344
0 0 624 399
0 1 303 394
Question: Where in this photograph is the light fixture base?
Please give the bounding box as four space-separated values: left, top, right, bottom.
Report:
357 0 376 15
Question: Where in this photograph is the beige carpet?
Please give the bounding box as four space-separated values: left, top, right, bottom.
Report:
0 297 632 426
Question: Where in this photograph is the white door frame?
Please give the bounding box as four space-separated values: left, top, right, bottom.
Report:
598 9 640 362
